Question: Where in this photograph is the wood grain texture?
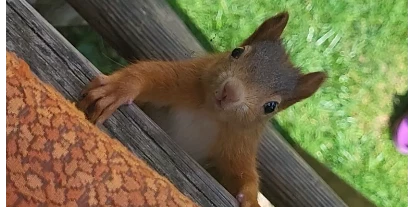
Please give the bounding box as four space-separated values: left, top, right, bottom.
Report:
31 0 88 27
259 127 348 207
64 0 348 206
67 0 206 62
290 144 377 207
6 1 237 206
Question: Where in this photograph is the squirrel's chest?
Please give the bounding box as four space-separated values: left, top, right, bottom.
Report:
144 106 219 164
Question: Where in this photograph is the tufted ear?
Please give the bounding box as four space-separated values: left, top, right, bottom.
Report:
240 12 289 46
279 72 327 110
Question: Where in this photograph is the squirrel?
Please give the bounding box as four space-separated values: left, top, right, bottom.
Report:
78 12 326 207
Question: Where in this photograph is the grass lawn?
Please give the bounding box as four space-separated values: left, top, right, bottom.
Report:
170 0 407 207
59 0 407 206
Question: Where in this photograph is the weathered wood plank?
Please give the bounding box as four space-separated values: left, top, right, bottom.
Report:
31 0 88 27
6 1 237 206
67 0 206 62
259 128 351 207
65 0 348 206
291 143 377 207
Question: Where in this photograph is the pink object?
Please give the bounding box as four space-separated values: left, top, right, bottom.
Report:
393 115 408 154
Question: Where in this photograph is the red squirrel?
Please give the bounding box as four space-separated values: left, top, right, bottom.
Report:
79 12 326 207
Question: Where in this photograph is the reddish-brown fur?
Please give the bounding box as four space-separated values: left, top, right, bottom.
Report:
79 12 327 207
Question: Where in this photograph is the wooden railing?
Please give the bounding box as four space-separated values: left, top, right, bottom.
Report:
7 0 376 206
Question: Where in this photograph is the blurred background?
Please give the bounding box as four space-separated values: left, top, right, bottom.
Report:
36 0 408 206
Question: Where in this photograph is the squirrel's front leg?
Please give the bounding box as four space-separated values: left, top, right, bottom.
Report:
217 156 260 207
78 61 203 124
212 137 261 207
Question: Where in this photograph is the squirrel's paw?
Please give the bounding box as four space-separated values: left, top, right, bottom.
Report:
78 74 137 124
236 193 261 207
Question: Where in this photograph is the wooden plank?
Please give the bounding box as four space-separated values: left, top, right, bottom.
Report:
259 128 374 207
65 0 348 206
31 0 88 27
67 0 206 62
6 1 237 206
292 145 377 207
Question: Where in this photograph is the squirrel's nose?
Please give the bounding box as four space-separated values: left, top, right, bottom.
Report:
215 80 241 104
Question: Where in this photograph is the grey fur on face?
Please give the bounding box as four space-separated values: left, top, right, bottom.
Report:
246 40 300 96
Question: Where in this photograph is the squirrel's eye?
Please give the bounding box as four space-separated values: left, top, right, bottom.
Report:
231 47 244 59
263 101 279 114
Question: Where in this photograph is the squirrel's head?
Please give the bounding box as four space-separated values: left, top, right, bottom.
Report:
209 12 327 125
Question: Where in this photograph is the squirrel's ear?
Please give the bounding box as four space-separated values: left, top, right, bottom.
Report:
240 12 289 46
278 72 327 110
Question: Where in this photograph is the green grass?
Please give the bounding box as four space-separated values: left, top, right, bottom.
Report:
170 0 408 206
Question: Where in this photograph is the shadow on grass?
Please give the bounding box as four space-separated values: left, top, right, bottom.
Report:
57 26 127 74
388 91 408 140
167 0 215 53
